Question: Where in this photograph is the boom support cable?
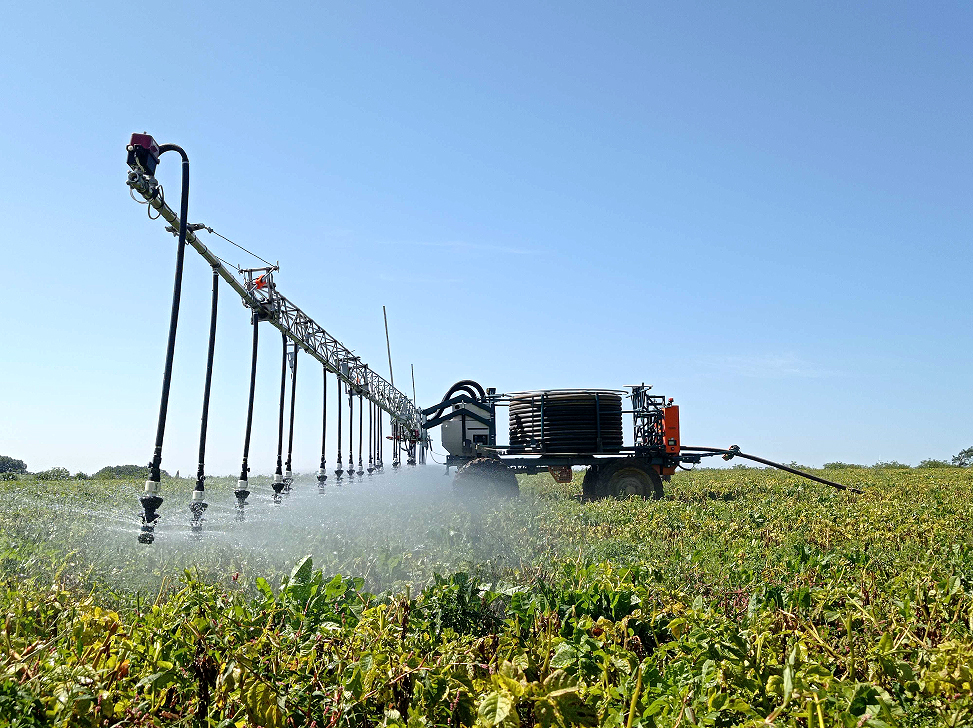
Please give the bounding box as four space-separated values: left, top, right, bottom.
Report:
235 316 260 512
190 268 219 533
139 143 190 545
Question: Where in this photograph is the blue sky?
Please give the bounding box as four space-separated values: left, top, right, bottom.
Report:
2 1 970 475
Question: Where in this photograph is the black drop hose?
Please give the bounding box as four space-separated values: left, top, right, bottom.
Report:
318 367 328 482
284 346 298 476
348 390 354 472
274 332 287 481
139 144 188 544
357 393 364 472
190 268 219 527
236 316 259 499
335 378 343 477
195 269 219 493
680 446 862 493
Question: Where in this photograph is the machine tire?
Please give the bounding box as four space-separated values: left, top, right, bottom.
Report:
581 466 601 501
585 459 663 500
453 457 520 497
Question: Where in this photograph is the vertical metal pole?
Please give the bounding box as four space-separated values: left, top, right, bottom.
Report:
411 364 416 403
235 315 259 507
190 268 219 531
139 145 189 544
348 388 354 475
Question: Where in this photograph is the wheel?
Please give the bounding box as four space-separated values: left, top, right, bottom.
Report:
582 466 601 500
452 457 519 497
584 459 663 500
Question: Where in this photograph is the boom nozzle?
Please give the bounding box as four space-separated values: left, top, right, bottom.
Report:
138 481 163 544
189 487 207 534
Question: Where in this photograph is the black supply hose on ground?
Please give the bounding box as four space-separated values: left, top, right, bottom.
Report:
680 446 862 493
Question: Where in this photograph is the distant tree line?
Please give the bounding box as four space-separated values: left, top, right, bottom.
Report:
2 447 973 480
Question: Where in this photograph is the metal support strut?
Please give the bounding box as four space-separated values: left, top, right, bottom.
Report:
139 143 189 545
190 268 219 534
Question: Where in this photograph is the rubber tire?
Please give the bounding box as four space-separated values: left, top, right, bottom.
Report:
453 457 520 497
584 459 663 500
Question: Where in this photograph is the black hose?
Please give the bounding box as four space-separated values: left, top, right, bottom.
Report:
318 367 328 483
680 446 862 493
139 144 189 544
357 393 364 474
190 268 218 528
274 332 287 483
424 380 487 422
376 406 383 469
236 315 259 501
367 400 374 473
284 345 298 480
335 376 343 478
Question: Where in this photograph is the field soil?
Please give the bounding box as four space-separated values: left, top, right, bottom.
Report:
0 466 971 727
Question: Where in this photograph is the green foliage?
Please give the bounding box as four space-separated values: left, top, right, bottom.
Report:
1 467 973 725
0 455 27 474
953 446 973 467
31 466 71 481
92 464 169 479
917 459 955 468
823 461 865 469
871 460 912 469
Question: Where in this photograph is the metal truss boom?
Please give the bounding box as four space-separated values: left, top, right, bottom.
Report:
126 168 423 437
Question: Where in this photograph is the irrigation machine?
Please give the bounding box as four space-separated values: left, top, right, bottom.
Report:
124 132 854 544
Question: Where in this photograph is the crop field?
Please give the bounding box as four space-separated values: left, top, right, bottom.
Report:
1 466 971 728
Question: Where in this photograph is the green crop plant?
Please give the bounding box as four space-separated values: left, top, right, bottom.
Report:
0 465 971 726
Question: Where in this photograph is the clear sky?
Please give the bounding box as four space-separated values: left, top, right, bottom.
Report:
2 1 970 475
